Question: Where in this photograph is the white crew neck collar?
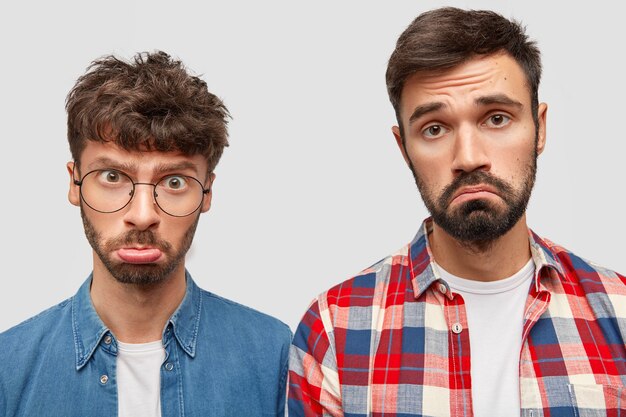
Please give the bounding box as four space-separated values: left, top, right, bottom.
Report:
117 340 163 353
437 258 535 295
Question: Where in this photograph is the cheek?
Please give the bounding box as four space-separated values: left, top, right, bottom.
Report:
500 126 537 169
405 135 453 170
412 162 449 198
85 212 120 236
408 151 451 192
160 219 195 242
494 147 535 184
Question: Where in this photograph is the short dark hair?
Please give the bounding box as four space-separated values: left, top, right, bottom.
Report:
386 7 541 133
66 51 230 172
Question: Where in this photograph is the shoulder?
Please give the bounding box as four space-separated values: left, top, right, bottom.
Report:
0 298 73 348
316 243 411 310
0 298 74 398
539 236 625 285
199 289 291 342
294 244 411 344
543 239 624 279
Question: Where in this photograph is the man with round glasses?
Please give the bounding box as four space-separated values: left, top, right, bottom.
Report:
0 51 291 416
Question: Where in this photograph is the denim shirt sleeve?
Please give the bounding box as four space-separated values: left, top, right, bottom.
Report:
277 326 293 416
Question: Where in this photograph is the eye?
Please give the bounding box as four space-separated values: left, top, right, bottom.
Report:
162 175 188 190
484 114 511 128
97 170 123 183
422 124 448 139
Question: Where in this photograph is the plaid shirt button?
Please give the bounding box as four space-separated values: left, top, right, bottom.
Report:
452 322 463 334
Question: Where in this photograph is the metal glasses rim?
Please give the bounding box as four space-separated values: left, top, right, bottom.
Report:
73 169 210 217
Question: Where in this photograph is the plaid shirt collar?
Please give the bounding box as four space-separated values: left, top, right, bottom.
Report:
408 217 566 300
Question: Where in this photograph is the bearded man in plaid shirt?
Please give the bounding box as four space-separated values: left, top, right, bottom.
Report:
289 7 626 417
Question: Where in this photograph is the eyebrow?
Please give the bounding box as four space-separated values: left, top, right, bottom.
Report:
86 157 135 172
475 94 523 108
86 157 199 176
408 102 445 125
407 94 524 125
153 161 199 176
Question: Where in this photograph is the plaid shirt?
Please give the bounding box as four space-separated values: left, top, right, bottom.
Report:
289 218 626 417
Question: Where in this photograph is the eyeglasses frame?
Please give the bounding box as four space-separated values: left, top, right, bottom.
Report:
73 168 211 217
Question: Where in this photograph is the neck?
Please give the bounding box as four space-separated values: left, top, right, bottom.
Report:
90 259 187 343
429 214 532 282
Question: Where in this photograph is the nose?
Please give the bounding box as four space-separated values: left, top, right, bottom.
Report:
451 124 491 175
123 184 161 231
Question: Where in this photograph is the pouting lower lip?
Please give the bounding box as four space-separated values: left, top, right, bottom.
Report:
452 186 498 200
117 248 163 263
449 190 499 206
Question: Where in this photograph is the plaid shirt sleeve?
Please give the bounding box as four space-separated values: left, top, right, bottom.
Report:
289 299 343 417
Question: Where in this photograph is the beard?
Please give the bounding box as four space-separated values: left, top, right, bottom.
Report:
411 154 537 247
81 209 199 285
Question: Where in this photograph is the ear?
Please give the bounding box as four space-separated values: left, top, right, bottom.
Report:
200 173 216 213
536 102 548 156
67 161 81 207
392 125 411 167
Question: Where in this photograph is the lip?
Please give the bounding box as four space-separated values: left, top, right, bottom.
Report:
116 247 163 264
450 185 500 205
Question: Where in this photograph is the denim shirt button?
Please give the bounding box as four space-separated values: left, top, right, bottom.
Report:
100 375 109 384
164 362 174 371
103 335 112 345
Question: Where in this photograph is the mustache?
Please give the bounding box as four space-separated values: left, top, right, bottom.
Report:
438 171 515 207
103 230 172 252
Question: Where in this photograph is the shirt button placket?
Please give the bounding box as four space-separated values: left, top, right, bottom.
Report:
451 322 463 334
160 346 183 417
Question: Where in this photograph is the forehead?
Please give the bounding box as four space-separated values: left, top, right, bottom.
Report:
79 140 208 176
399 53 531 119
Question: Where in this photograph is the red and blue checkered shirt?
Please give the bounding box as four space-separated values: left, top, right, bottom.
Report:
289 218 626 416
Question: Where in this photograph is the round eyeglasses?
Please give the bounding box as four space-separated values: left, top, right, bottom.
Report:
74 169 210 217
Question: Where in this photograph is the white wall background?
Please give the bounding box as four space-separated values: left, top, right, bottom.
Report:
1 0 624 332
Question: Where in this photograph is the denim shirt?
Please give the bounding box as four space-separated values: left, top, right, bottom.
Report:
0 272 291 417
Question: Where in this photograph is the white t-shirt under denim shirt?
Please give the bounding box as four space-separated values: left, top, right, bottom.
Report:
117 340 165 417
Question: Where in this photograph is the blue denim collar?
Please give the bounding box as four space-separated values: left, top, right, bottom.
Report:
71 271 202 370
166 270 202 359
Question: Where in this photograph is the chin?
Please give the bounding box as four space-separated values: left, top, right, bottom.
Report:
107 261 178 286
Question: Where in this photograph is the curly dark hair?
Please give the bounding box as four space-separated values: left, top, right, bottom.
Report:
386 7 542 136
66 51 230 172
